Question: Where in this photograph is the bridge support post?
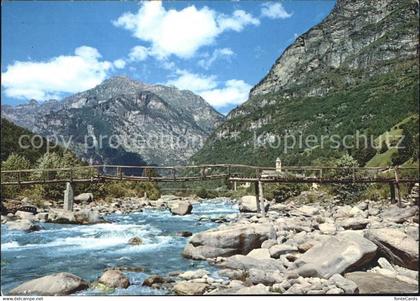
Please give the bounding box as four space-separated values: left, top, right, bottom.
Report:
389 183 396 203
258 180 266 216
233 181 237 191
254 182 261 213
63 182 74 211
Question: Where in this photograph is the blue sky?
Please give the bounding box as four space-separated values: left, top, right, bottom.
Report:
1 1 335 114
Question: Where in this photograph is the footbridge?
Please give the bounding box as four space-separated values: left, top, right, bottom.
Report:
1 164 418 212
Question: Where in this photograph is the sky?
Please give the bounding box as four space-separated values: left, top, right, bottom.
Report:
1 1 335 114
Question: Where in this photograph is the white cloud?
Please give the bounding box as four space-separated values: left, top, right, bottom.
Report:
113 1 259 59
128 45 150 62
113 58 126 69
198 48 235 69
217 10 260 32
261 2 292 19
167 69 217 92
166 70 251 109
1 46 112 100
199 79 251 109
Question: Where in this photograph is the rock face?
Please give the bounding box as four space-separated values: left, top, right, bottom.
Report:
169 202 192 216
98 270 130 289
1 76 224 165
250 0 418 98
345 272 418 294
191 0 418 167
10 272 88 295
293 233 377 278
365 228 419 270
182 223 276 259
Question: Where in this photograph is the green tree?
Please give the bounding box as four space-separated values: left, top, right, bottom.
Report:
1 153 31 198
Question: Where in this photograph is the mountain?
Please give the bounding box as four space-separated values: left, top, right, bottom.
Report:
2 77 224 165
192 0 419 167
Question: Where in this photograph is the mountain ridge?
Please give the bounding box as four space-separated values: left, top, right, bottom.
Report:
2 76 224 165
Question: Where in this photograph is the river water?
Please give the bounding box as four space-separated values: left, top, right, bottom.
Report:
1 199 238 295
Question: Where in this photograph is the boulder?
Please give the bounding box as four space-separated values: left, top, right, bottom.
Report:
329 273 358 293
74 193 94 203
10 272 88 295
247 248 271 260
179 269 209 280
216 254 285 272
173 282 208 295
248 268 283 285
239 196 258 212
128 237 143 245
7 220 42 232
339 218 369 230
236 284 270 294
345 272 418 294
169 202 192 216
36 212 48 222
318 223 337 235
382 205 418 223
98 270 130 288
296 205 319 216
269 245 298 258
142 275 165 287
176 231 193 237
47 209 103 224
15 210 36 221
293 233 377 278
365 228 418 270
182 223 276 259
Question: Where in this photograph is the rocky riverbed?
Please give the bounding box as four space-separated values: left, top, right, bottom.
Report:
1 186 419 295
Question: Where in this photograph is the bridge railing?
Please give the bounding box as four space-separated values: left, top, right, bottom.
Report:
1 164 418 185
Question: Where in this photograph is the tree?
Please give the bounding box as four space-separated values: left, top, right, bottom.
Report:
331 154 366 203
1 153 31 198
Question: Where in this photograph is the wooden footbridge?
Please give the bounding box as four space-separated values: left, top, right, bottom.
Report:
1 163 418 212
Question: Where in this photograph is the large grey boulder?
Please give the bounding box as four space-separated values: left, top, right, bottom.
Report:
74 193 94 203
10 272 88 295
15 210 36 221
215 254 285 272
173 282 208 295
7 220 42 232
345 272 418 294
381 205 418 223
365 228 418 270
239 196 258 212
293 233 377 278
182 223 276 259
169 201 192 216
47 209 103 224
98 270 130 288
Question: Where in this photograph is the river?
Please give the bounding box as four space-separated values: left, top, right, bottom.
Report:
1 199 238 295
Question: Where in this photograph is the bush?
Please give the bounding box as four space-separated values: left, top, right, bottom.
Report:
266 183 308 202
330 154 367 203
1 153 31 198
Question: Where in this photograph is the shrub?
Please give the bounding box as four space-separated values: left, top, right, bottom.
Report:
1 153 31 198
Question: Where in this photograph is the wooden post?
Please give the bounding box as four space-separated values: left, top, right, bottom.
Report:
394 166 402 207
254 181 261 213
233 181 237 191
390 183 396 203
172 168 176 181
